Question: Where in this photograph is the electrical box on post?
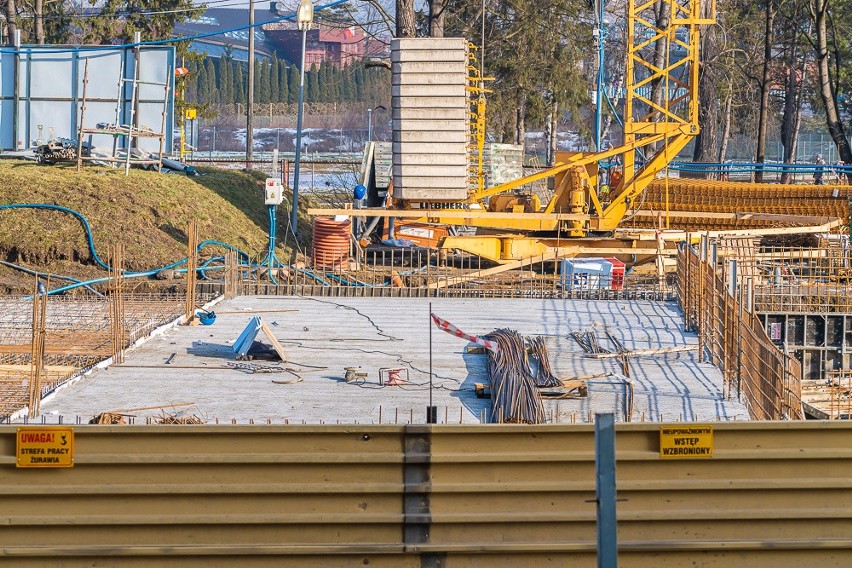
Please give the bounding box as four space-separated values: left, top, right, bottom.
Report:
265 178 283 205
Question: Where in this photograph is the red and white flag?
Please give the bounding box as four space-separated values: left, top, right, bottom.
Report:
431 313 499 353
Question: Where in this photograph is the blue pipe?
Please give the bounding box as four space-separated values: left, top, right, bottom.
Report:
0 260 104 297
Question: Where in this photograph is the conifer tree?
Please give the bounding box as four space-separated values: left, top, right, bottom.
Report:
234 63 246 104
269 55 279 103
195 64 209 103
204 58 217 103
318 62 330 102
258 60 271 103
307 64 320 101
220 58 234 104
288 65 299 104
253 60 263 104
278 60 289 103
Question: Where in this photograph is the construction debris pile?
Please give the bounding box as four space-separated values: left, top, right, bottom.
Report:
482 329 564 424
34 138 88 164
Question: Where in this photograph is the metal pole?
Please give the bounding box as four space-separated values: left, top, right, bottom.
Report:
427 302 436 424
595 412 617 568
246 0 255 170
594 0 605 152
12 30 21 150
367 107 373 142
291 28 308 236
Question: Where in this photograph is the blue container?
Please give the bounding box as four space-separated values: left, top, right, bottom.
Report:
199 311 217 325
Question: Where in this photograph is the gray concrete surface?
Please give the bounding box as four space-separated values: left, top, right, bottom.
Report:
31 296 748 424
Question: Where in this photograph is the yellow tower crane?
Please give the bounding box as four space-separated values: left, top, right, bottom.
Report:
311 0 717 262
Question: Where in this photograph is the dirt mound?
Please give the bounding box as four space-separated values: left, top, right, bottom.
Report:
0 161 312 293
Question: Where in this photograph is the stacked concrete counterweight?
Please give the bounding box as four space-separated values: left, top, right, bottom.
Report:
391 38 469 202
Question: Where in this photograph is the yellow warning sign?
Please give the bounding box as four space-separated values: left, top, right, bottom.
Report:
660 426 713 459
185 108 197 120
16 427 74 468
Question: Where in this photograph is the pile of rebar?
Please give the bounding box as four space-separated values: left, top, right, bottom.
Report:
482 329 562 424
527 336 562 388
570 331 610 354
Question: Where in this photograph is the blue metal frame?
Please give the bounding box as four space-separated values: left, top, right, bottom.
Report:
0 44 175 151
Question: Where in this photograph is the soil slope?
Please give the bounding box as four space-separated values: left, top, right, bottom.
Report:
0 161 310 293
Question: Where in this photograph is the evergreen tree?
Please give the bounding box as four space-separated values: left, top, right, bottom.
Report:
345 64 358 101
204 58 217 103
258 60 271 104
194 61 207 103
307 64 320 101
185 60 198 102
220 58 234 104
234 63 246 104
352 65 364 101
253 60 263 104
79 0 202 44
279 60 290 103
269 55 280 103
318 62 330 102
288 65 299 104
333 65 344 101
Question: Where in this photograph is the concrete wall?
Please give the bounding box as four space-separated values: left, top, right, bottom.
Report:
1 422 851 566
391 38 469 202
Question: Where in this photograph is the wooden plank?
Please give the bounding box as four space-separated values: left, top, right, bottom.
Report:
0 344 112 356
427 249 568 290
584 345 697 359
260 320 288 362
0 365 77 374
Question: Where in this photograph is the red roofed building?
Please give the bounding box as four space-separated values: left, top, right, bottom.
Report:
265 24 385 68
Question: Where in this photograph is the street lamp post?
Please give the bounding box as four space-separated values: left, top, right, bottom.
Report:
290 0 314 237
367 105 386 142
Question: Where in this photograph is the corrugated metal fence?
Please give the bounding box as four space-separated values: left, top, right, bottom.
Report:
1 423 850 566
677 243 803 419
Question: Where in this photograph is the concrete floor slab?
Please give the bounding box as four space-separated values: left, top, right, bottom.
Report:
31 296 749 424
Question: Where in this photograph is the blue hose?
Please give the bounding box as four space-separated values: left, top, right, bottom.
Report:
0 203 270 295
0 203 113 270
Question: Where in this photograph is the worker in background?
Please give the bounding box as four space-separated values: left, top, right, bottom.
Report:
814 154 826 185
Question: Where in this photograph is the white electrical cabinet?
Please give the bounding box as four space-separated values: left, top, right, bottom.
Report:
265 178 284 205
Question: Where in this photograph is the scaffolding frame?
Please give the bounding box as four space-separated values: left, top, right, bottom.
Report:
75 51 170 175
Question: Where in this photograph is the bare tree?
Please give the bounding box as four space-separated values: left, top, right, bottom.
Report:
693 0 721 165
428 0 447 37
809 0 852 163
780 4 808 182
396 0 415 37
34 0 45 44
4 0 18 45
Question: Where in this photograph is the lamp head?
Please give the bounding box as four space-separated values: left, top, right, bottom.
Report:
297 0 314 30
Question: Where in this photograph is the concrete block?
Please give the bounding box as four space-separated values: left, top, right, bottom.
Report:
393 152 469 166
393 119 468 132
392 107 469 121
391 49 467 63
391 95 468 109
394 164 469 178
393 141 469 155
392 185 469 201
392 73 468 86
391 62 467 75
391 37 468 51
392 84 468 98
393 130 469 144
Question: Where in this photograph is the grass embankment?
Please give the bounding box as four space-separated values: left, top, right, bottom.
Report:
0 161 312 293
